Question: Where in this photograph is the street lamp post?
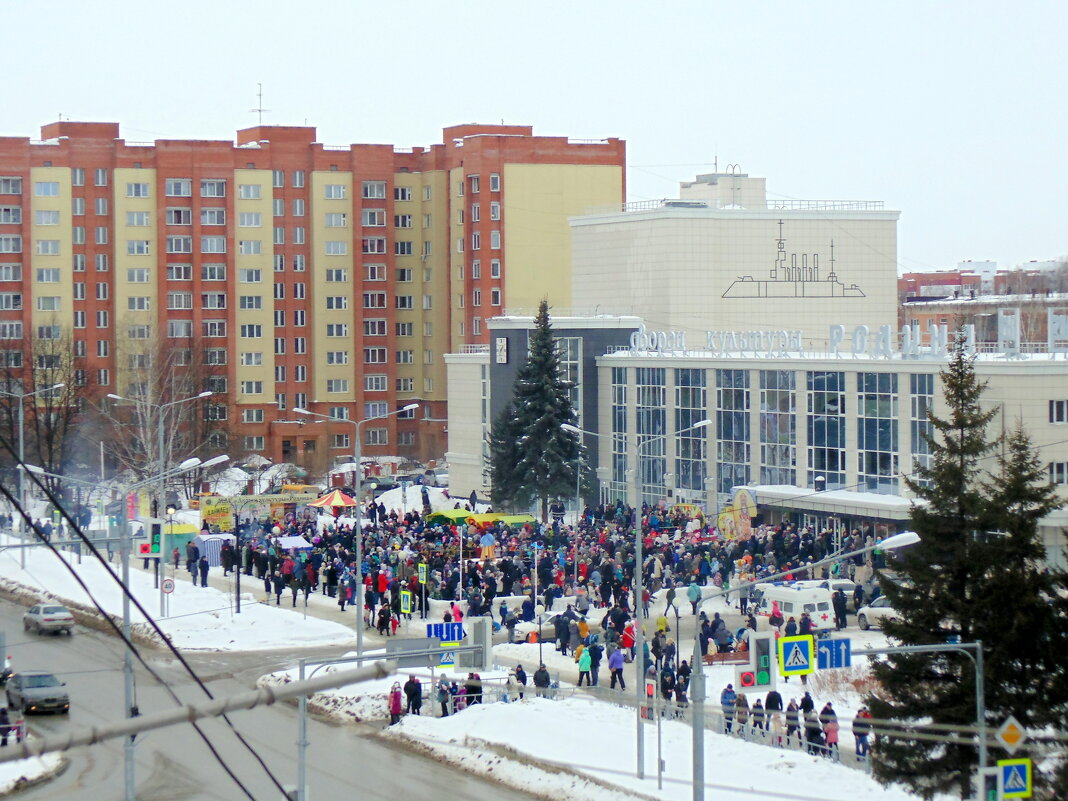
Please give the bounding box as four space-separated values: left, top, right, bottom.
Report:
0 383 64 568
564 418 711 780
687 530 921 801
295 402 418 658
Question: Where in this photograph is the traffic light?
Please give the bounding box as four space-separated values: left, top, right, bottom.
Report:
735 633 776 689
148 522 162 555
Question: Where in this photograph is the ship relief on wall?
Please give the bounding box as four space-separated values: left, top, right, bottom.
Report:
723 220 865 299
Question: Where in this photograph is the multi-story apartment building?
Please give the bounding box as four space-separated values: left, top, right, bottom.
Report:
0 121 624 469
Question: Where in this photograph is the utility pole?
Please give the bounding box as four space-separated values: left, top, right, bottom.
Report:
119 493 136 801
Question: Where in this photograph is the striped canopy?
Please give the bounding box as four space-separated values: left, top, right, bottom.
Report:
307 489 359 508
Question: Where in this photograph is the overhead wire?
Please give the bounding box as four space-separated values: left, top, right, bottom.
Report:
0 438 294 801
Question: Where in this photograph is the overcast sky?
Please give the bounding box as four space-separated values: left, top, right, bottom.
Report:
6 1 1065 272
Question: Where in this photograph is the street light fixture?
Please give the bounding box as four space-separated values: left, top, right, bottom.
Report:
0 383 65 568
293 402 420 658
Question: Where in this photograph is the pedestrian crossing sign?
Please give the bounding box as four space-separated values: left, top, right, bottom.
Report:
778 635 815 676
998 758 1032 798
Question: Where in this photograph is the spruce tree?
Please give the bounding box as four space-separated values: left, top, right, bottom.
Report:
488 300 579 519
868 341 1068 799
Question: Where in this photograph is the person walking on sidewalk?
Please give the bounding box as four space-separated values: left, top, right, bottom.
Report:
197 555 209 588
608 647 626 690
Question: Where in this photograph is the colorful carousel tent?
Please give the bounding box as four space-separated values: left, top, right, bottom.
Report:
426 509 474 525
307 489 359 509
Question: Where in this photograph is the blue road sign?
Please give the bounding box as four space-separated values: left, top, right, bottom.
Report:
999 758 1032 798
427 622 464 642
817 638 853 670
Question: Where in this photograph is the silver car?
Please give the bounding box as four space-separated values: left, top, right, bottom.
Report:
6 671 70 714
23 604 75 636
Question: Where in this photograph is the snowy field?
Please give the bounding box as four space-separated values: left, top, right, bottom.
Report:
0 747 63 794
0 536 356 651
386 696 938 801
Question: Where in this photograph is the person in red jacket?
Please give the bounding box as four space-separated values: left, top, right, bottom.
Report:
388 682 403 725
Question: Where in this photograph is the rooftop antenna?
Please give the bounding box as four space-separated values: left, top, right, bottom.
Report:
250 83 270 126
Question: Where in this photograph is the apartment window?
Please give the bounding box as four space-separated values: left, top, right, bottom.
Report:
167 263 192 281
200 206 227 225
125 211 149 227
331 433 351 449
273 337 286 355
422 294 432 310
364 402 388 419
471 260 481 279
204 348 227 365
0 291 22 310
292 170 305 188
320 184 345 200
71 168 87 187
96 311 109 328
293 282 306 299
325 296 348 310
73 254 85 271
94 227 108 245
490 173 500 192
294 365 307 381
35 182 59 197
366 428 388 446
239 212 262 227
202 292 226 309
364 264 385 281
127 268 149 283
491 259 501 278
238 184 261 200
95 254 109 271
472 288 481 307
273 283 285 300
0 263 21 281
365 374 387 392
471 232 480 250
35 210 60 226
292 227 305 244
1050 400 1068 424
0 236 21 253
423 321 433 336
95 197 108 215
396 295 413 310
96 339 110 357
72 226 85 244
71 198 84 216
292 198 304 216
201 263 226 281
37 296 60 311
470 203 480 222
127 297 150 311
201 179 226 197
0 207 21 224
472 317 482 335
0 321 23 339
239 295 263 310
397 268 413 282
168 319 193 337
243 436 265 451
422 241 432 256
127 325 151 339
365 319 387 336
239 240 262 255
36 268 60 283
456 237 464 254
423 348 434 365
240 324 263 338
395 214 412 228
469 175 480 193
240 352 263 366
202 319 226 337
490 230 501 249
126 183 150 198
37 240 60 255
1050 462 1068 485
326 323 348 337
292 309 306 327
127 353 149 370
273 227 284 244
293 254 306 271
325 268 347 282
166 207 192 225
361 238 385 255
363 292 386 309
95 282 109 300
326 241 348 256
491 288 501 306
395 241 413 256
395 186 412 201
0 177 22 194
395 322 413 336
166 235 193 254
326 379 349 393
364 347 386 363
240 268 262 283
275 393 286 410
396 350 414 364
273 198 284 217
97 369 110 386
274 254 285 273
201 236 226 253
360 209 384 227
361 181 386 199
396 377 414 392
166 178 192 197
271 170 284 188
490 202 501 221
294 337 307 354
326 350 349 365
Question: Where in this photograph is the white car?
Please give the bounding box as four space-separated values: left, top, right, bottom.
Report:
857 596 897 630
23 604 75 636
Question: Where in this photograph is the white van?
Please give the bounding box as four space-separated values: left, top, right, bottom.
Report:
755 585 835 633
793 579 859 612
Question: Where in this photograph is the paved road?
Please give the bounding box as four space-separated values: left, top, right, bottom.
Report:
0 597 539 801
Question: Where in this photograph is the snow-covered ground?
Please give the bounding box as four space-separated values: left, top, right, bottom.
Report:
0 536 356 651
386 696 933 801
0 748 63 794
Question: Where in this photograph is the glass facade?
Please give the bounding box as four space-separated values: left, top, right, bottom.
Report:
555 336 582 424
716 369 750 500
674 368 707 493
807 371 847 489
609 366 628 502
858 372 899 493
910 373 934 483
760 370 797 485
635 367 666 505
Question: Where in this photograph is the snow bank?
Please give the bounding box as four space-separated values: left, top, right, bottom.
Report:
386 696 931 801
0 536 356 652
0 745 63 794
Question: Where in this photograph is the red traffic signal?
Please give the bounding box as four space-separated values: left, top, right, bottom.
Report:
645 680 656 698
138 543 150 554
738 670 757 688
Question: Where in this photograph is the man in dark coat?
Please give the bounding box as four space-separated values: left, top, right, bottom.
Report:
197 555 209 587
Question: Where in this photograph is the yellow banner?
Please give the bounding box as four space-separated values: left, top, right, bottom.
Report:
202 501 234 532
